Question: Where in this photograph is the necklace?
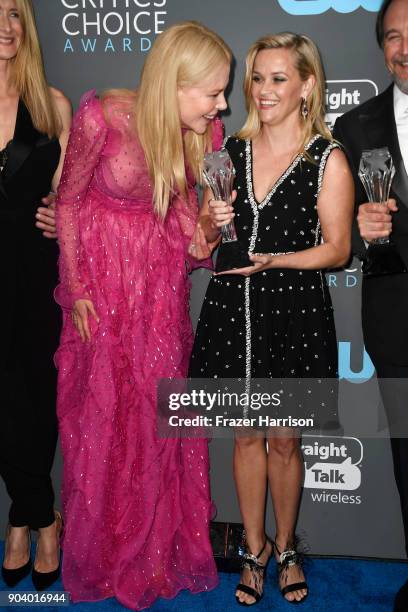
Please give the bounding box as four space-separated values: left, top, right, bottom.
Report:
0 143 9 172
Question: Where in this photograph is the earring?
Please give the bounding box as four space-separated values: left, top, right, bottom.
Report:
301 97 308 120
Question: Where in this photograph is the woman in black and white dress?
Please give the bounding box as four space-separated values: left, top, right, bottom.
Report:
190 32 354 606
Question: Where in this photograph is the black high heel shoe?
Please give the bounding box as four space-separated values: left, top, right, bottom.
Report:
235 537 273 607
274 539 308 604
1 525 32 588
32 511 63 591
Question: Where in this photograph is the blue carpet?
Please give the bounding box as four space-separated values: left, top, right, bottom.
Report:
0 542 406 611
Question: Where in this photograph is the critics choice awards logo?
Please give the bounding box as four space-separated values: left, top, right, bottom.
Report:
60 0 167 54
302 436 363 504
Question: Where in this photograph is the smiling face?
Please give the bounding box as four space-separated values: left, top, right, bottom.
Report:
383 0 408 94
0 0 23 62
177 62 229 134
250 48 314 128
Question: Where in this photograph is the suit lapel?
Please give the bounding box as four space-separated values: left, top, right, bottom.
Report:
2 99 39 185
360 85 408 207
0 159 6 199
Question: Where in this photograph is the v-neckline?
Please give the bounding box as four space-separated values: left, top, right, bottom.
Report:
246 134 321 210
0 98 21 151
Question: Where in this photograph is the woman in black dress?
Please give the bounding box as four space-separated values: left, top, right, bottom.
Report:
190 33 354 605
0 0 71 590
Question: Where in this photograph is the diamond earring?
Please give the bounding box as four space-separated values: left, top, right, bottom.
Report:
301 97 308 120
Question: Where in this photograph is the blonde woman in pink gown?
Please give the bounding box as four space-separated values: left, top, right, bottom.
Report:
54 22 231 610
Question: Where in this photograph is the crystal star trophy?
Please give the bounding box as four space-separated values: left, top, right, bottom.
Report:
358 147 406 277
203 150 253 273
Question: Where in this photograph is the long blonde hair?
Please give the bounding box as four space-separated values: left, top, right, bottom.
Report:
136 21 232 219
237 32 331 151
9 0 61 137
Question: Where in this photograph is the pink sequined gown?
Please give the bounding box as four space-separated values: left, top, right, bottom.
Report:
54 91 222 609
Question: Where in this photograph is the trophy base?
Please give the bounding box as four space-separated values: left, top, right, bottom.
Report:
363 242 407 278
215 240 254 273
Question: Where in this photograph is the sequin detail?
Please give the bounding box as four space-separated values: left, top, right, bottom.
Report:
316 142 339 300
246 135 320 210
317 142 339 196
190 135 339 426
54 90 221 609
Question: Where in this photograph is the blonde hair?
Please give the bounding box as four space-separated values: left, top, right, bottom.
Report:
9 0 61 137
237 32 331 152
136 21 231 219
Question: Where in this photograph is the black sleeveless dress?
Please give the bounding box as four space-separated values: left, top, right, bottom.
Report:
0 100 61 528
189 135 339 428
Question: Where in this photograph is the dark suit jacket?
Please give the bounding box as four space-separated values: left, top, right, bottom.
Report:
334 84 408 366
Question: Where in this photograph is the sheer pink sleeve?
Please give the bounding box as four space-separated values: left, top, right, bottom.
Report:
55 90 108 309
185 118 224 272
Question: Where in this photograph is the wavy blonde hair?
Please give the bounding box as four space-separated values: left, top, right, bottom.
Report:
136 21 231 219
9 0 61 137
237 32 331 152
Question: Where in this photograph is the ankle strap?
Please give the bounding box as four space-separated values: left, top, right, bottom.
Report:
242 537 270 569
254 539 267 559
274 538 296 556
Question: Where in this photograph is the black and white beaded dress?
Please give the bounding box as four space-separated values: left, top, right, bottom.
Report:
189 135 339 426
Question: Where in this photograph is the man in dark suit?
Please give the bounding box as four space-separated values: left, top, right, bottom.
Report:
333 1 408 609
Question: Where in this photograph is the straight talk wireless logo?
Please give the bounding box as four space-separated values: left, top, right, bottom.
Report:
302 436 363 505
325 80 378 130
60 0 167 54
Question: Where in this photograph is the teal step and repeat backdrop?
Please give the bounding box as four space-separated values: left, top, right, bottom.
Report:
1 0 405 560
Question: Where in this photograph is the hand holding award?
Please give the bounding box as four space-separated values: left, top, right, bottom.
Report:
358 147 406 277
203 150 253 273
